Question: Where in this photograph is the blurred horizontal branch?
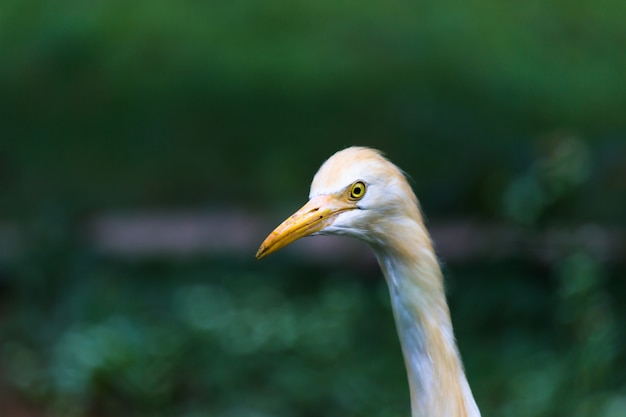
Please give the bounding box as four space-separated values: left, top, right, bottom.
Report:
1 210 623 265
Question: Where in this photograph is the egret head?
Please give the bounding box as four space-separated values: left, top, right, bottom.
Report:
256 147 420 259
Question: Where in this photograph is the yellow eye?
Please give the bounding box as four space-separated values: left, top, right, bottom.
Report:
349 181 367 200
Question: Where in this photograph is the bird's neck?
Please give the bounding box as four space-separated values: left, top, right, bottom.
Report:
373 218 480 417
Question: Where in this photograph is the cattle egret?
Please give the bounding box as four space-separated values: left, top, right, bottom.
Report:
257 147 480 417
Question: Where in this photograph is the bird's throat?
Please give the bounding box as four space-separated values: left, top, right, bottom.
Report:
373 223 480 417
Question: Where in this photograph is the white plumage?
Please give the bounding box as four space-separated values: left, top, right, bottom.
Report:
257 147 480 417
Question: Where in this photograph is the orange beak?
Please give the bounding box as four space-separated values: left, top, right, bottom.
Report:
256 195 354 259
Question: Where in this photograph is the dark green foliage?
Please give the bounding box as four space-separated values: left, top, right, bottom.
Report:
1 0 625 221
1 219 624 416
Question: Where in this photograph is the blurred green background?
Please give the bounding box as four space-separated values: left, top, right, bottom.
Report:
1 0 625 416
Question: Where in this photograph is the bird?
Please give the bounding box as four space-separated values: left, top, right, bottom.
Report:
256 147 480 417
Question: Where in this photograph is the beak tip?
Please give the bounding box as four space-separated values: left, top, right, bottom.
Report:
255 246 267 260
